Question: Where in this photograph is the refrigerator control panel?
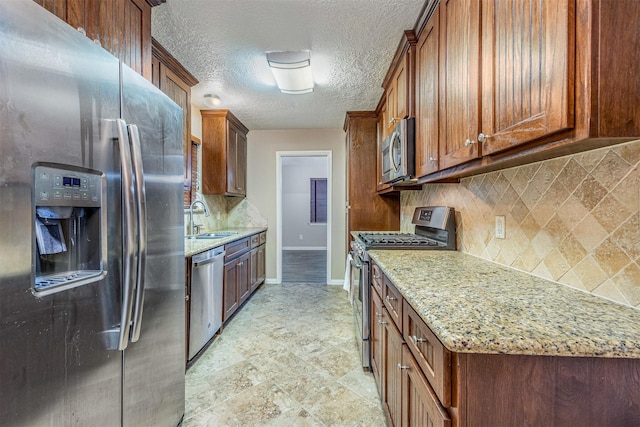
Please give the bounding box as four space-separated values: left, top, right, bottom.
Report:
33 165 103 207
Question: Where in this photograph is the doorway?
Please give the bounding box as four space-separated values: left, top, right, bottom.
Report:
276 151 332 283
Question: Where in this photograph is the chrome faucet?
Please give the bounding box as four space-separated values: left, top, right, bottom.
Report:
189 199 210 237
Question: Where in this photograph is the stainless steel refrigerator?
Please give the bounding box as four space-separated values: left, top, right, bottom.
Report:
0 2 185 426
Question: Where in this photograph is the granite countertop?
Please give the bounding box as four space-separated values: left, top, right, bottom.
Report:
368 250 640 359
184 227 267 257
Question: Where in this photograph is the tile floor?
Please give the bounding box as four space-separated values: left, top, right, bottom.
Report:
182 283 386 426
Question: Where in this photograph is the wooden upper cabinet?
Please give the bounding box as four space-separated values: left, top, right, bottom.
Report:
201 110 249 197
227 122 247 195
480 0 574 155
415 4 440 177
33 0 155 80
344 112 400 247
438 0 481 170
151 39 199 206
381 31 416 137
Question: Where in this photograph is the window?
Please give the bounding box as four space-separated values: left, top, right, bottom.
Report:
310 178 327 223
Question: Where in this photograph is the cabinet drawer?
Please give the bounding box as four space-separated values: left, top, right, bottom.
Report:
225 237 250 261
403 300 451 407
402 345 451 427
250 233 260 248
371 262 383 297
383 276 402 329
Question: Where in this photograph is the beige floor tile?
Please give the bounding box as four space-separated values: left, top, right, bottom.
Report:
182 283 384 426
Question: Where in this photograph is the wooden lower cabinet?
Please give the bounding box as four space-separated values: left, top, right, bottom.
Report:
382 310 403 427
370 287 384 392
373 281 640 427
222 232 266 323
223 251 249 322
402 345 451 427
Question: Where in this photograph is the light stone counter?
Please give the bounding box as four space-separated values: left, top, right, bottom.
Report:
184 227 267 257
368 250 640 358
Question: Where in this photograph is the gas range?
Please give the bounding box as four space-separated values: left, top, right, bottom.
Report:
348 206 456 370
353 206 457 252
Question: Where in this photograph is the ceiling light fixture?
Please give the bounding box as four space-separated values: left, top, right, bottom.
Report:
266 50 314 95
203 94 222 108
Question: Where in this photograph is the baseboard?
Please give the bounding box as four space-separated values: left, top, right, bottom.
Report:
282 246 328 251
265 278 344 286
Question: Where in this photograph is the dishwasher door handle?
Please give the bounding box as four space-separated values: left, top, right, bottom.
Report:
193 251 225 267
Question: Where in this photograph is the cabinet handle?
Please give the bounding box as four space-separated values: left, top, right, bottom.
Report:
378 320 387 325
375 311 383 317
389 117 397 126
429 156 436 162
411 335 426 344
397 363 409 370
478 133 491 143
386 295 397 302
464 139 476 147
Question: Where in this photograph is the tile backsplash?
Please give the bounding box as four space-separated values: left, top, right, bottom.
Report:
184 195 267 235
401 140 639 309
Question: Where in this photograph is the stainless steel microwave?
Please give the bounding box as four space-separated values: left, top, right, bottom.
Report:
381 117 415 184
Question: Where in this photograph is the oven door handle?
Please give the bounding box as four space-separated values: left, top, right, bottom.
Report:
350 253 363 269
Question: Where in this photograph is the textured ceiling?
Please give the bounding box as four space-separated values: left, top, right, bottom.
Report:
151 0 425 130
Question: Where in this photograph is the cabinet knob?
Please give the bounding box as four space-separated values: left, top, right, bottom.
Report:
412 335 426 344
478 133 491 143
397 363 409 370
464 139 476 147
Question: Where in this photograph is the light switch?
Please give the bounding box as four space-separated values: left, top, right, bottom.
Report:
495 216 506 239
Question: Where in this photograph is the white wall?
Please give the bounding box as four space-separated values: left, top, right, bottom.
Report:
282 156 328 249
246 129 346 283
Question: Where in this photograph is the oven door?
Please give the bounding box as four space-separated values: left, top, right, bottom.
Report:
350 251 370 370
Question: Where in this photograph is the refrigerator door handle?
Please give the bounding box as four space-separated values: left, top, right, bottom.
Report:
127 124 147 343
115 119 138 351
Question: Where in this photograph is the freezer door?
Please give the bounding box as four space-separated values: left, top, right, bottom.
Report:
0 2 123 426
120 64 185 427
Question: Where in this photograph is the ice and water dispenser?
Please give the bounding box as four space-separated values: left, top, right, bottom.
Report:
33 164 107 296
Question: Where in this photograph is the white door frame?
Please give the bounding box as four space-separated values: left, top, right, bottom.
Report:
276 150 332 284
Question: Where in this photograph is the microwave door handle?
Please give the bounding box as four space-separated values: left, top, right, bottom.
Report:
391 133 400 172
115 119 137 351
127 124 147 343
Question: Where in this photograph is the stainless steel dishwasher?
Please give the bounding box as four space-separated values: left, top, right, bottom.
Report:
188 246 225 360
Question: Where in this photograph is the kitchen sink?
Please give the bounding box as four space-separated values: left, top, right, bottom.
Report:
194 231 238 239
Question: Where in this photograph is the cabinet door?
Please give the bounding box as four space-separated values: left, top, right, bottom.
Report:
226 123 247 196
401 346 451 427
371 287 384 392
382 310 403 427
250 247 258 291
237 252 250 303
223 261 238 321
159 65 191 183
415 5 440 177
257 244 266 283
394 61 408 122
439 0 481 169
236 129 247 195
385 84 396 136
226 124 238 194
33 0 152 80
480 0 574 155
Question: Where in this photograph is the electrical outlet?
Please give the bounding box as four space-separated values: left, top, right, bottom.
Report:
299 234 303 240
495 216 506 239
